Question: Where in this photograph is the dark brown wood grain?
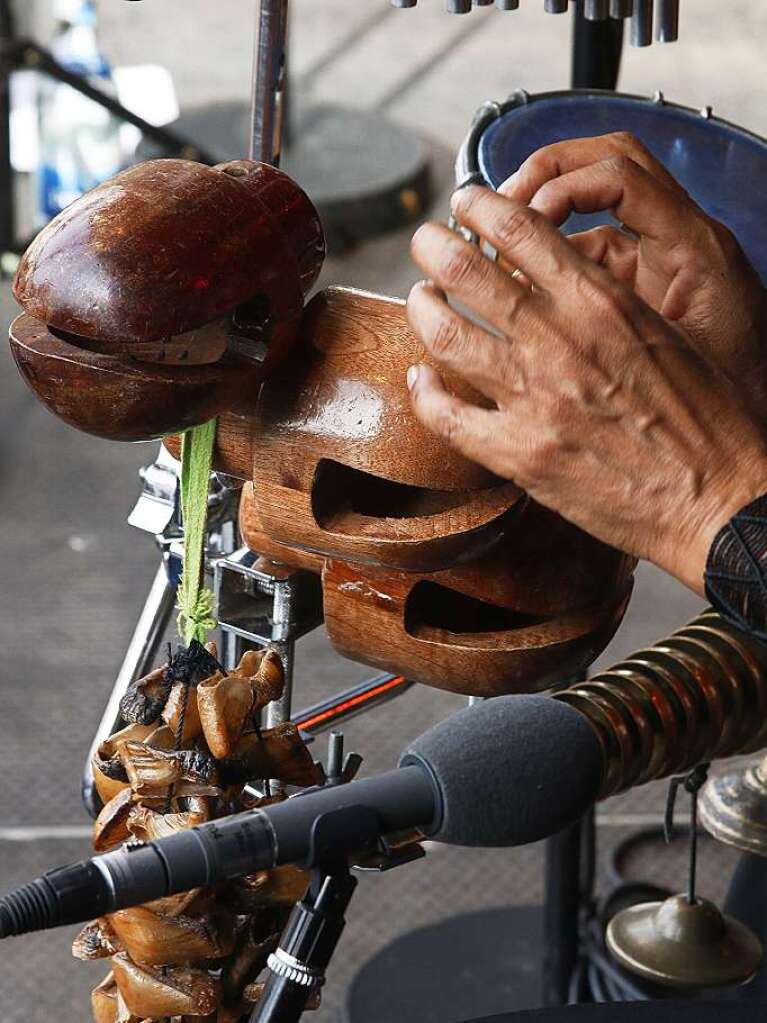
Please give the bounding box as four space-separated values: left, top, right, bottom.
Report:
10 314 265 442
239 483 325 572
251 287 523 571
322 505 635 695
14 159 324 349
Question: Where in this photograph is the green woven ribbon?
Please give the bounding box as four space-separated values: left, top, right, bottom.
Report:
176 419 218 645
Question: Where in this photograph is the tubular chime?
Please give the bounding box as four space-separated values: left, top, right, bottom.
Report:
555 608 767 800
390 0 680 46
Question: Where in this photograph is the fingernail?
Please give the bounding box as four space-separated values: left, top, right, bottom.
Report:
407 365 420 391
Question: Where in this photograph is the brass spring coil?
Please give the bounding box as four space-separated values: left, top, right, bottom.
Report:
553 609 767 799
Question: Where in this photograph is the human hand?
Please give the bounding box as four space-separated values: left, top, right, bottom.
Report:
502 132 767 416
406 186 767 595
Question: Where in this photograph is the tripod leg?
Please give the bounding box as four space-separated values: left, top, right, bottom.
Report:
81 562 177 818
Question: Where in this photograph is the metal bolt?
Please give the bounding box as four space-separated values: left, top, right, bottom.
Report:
544 0 569 12
495 0 520 7
327 731 344 781
447 0 473 10
609 0 633 15
390 0 418 6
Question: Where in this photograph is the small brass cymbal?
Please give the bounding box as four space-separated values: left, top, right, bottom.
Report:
606 894 763 989
700 754 767 856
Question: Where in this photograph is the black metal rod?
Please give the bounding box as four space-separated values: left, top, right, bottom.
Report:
8 39 213 161
571 0 624 89
542 817 588 1006
250 0 289 165
0 0 16 255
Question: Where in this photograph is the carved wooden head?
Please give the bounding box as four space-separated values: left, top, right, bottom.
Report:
9 159 324 440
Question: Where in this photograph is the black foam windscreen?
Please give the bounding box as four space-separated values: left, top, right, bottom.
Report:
400 695 604 847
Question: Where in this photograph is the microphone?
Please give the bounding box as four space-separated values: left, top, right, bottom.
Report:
0 695 602 939
2 607 764 941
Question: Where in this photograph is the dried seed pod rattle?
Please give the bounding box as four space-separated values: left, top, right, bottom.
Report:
79 421 322 1021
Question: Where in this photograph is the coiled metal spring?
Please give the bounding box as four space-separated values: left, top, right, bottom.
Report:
554 609 767 798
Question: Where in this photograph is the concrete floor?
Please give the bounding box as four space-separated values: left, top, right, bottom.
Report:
1 2 767 1021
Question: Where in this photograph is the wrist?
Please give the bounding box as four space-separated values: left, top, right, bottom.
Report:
658 452 767 597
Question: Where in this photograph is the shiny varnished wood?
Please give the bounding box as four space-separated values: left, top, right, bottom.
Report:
323 503 635 695
239 483 325 573
251 287 523 571
9 158 325 441
10 314 265 442
14 159 324 348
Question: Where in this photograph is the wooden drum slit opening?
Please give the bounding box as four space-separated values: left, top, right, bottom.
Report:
404 580 549 644
311 458 499 538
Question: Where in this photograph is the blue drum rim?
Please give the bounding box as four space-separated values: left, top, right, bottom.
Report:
455 88 767 192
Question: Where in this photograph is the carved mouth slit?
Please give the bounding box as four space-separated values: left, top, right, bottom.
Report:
311 459 470 533
404 581 548 639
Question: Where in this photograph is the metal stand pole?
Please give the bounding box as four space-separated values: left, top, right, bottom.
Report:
80 563 177 817
542 813 593 1006
250 0 289 164
0 0 15 258
571 0 624 90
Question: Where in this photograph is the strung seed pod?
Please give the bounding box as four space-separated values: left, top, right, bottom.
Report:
120 742 218 795
197 672 252 760
83 642 330 1021
92 722 157 804
107 905 235 967
221 918 281 1009
92 787 136 853
220 724 320 788
142 887 211 920
73 918 120 961
143 723 176 750
162 681 203 743
252 649 286 709
228 864 310 911
120 666 172 726
111 953 221 1018
91 973 119 1023
198 649 285 759
127 802 210 842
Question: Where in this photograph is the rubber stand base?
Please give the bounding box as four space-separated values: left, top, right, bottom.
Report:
342 905 542 1023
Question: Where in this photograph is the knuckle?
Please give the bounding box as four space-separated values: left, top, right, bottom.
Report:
611 131 648 157
571 267 632 318
602 153 637 178
501 288 530 330
429 312 464 361
435 405 465 445
439 241 481 289
492 204 539 252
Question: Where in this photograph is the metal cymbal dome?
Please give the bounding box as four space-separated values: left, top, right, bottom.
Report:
606 894 762 989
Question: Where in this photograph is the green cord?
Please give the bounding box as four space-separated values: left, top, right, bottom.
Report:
176 419 218 645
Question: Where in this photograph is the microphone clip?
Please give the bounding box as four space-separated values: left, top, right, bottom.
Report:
255 805 425 1022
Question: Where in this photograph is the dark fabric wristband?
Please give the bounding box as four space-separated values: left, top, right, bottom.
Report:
704 492 767 641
